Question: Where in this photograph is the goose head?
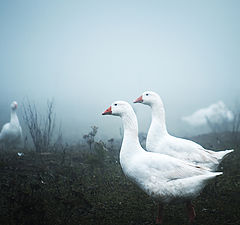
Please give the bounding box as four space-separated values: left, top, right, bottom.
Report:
11 101 18 110
134 91 162 107
102 101 133 117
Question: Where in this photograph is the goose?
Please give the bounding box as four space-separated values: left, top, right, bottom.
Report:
134 91 234 171
0 101 22 149
102 101 222 223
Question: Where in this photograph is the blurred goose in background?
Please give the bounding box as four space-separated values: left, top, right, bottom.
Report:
102 101 222 223
134 91 234 171
0 101 22 149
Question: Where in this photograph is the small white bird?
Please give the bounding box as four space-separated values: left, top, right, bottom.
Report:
134 91 234 171
0 101 22 149
102 101 222 223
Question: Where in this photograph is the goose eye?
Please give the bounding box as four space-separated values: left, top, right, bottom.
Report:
146 93 149 96
114 103 117 106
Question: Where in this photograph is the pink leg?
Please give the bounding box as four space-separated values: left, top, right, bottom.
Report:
156 204 163 224
186 201 196 223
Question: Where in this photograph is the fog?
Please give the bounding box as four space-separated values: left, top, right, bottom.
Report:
182 101 233 127
1 0 240 142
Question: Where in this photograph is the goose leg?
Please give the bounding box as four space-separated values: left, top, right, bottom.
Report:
156 204 163 224
186 201 196 223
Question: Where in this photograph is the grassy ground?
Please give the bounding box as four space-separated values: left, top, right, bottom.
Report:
0 136 239 225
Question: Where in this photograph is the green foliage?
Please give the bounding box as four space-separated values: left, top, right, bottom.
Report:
83 142 106 170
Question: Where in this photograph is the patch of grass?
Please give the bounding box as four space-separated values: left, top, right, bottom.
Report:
0 139 239 225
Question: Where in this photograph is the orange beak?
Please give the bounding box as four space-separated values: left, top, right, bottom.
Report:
134 96 143 103
102 106 112 115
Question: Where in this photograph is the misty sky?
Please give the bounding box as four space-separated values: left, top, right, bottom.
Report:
1 0 240 141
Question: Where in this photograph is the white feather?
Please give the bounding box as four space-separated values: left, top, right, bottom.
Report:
0 101 22 148
104 101 222 204
135 91 234 171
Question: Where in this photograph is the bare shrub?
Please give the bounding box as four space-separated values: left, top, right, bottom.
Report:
23 99 56 152
83 126 98 150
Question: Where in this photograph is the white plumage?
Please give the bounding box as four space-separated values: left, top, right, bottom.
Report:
134 91 234 171
0 101 22 149
102 100 222 223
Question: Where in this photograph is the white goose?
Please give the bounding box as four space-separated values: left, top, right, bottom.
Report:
102 101 222 223
134 91 234 171
0 101 22 149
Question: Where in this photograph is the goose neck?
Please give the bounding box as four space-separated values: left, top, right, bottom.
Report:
10 110 19 125
120 110 143 167
150 101 168 135
122 112 138 139
121 110 142 149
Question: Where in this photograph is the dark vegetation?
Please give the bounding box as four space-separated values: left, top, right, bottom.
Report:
0 100 239 225
0 133 239 225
